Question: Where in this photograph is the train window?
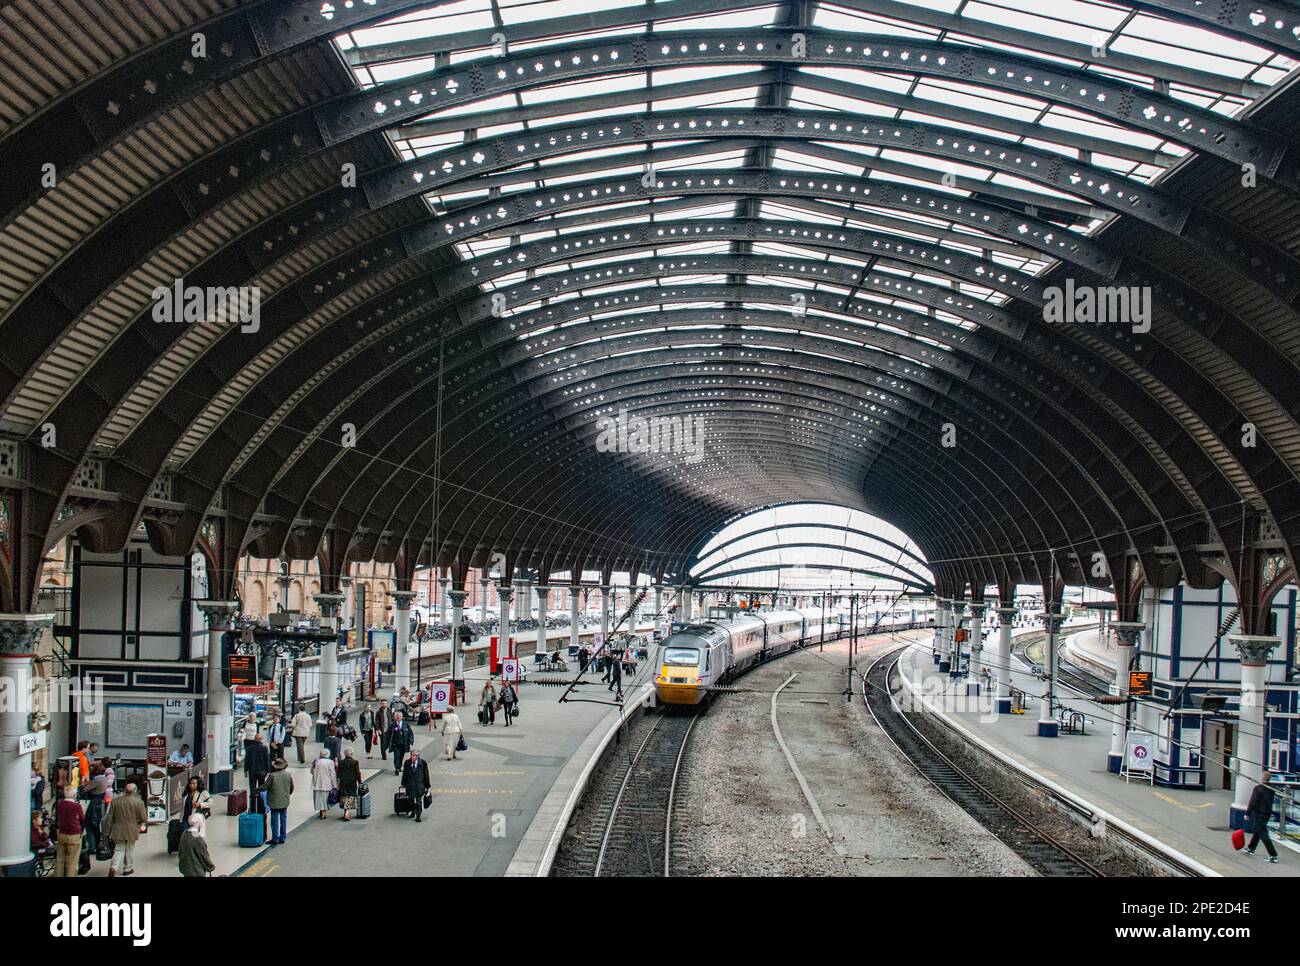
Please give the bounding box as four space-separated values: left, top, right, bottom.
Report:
664 647 700 666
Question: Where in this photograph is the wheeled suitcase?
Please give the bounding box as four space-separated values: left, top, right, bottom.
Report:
238 811 265 848
227 789 248 814
356 788 372 820
167 818 184 854
477 706 488 725
394 787 412 816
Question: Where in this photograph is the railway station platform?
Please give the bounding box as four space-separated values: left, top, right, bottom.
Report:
896 640 1294 878
230 660 651 878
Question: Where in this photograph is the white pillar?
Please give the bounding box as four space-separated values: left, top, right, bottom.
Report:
1107 621 1142 773
1038 611 1063 737
536 584 549 656
995 606 1016 713
448 589 468 684
1135 585 1160 738
339 576 353 641
679 586 691 622
600 584 612 636
0 613 53 868
948 599 966 679
390 590 415 694
934 598 948 668
569 585 581 651
438 577 449 625
695 591 707 621
1229 634 1280 829
314 592 345 705
499 582 514 660
480 576 491 624
653 584 664 625
197 600 239 791
967 603 986 695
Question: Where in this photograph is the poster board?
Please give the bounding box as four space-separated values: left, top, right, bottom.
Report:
1122 732 1155 785
106 703 164 749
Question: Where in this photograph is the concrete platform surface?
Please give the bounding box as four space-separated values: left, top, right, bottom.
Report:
898 642 1296 877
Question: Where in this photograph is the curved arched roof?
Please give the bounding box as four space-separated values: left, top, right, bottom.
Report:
1 0 1299 613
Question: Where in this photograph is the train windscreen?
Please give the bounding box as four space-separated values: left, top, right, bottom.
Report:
663 647 701 666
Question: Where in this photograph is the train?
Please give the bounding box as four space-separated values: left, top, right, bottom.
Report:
654 606 933 706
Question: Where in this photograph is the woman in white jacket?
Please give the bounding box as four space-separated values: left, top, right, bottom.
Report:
310 748 337 819
441 710 464 760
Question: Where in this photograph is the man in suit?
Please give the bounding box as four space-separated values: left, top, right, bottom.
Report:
374 699 391 761
401 748 431 822
388 711 414 776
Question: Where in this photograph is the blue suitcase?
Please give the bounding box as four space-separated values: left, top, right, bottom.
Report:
238 811 266 848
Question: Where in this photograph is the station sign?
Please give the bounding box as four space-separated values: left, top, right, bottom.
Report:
17 732 45 755
1124 732 1154 773
501 658 520 682
954 628 969 643
227 653 256 686
428 681 450 713
1128 670 1152 696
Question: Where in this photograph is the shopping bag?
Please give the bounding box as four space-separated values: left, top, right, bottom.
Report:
1231 828 1246 850
456 735 468 752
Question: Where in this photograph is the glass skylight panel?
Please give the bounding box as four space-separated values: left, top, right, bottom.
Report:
770 148 863 176
518 72 646 106
961 0 1126 47
813 4 946 39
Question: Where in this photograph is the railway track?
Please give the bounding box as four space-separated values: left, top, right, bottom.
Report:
557 709 699 877
864 647 1107 877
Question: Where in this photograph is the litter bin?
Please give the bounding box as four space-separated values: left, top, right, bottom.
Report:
314 720 329 743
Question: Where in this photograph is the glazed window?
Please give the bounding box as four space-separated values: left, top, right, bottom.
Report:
664 647 700 666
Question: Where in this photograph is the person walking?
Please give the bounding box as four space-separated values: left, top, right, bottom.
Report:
479 680 497 725
266 712 288 763
328 696 348 728
441 708 464 760
337 747 361 821
608 651 623 696
375 699 391 762
104 782 146 877
389 711 414 776
401 748 431 822
310 748 337 820
53 785 84 878
323 725 342 762
178 814 215 877
180 777 212 825
1246 771 1280 862
264 758 293 845
241 711 260 763
291 705 313 764
499 680 517 727
359 704 376 758
578 646 590 674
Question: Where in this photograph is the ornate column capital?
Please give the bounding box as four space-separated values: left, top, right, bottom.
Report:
996 607 1017 620
196 599 240 628
389 590 417 609
0 612 53 656
1111 620 1144 648
313 591 345 617
498 584 514 603
600 584 612 595
1040 611 1065 633
968 602 987 618
340 575 352 589
1229 634 1280 667
568 584 582 598
949 599 967 617
447 589 469 607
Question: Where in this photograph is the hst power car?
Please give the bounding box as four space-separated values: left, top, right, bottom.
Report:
654 606 931 705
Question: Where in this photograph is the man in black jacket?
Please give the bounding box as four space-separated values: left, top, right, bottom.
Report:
1246 771 1280 862
374 700 391 761
400 748 431 822
246 733 272 816
389 711 414 776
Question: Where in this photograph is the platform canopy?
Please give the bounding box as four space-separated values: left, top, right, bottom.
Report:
0 0 1299 616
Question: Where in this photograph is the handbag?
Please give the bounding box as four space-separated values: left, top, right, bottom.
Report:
456 735 468 752
327 788 340 807
422 792 432 809
511 704 520 718
1231 828 1246 850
